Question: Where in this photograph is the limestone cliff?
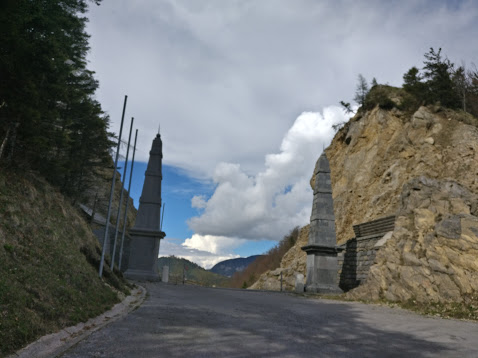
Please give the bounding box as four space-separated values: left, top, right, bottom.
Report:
348 176 478 303
252 93 478 302
328 104 478 244
249 225 309 291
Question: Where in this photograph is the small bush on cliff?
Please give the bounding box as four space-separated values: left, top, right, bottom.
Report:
230 227 300 288
363 85 399 111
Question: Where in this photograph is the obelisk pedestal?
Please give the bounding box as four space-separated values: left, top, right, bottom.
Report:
301 152 343 293
124 133 166 281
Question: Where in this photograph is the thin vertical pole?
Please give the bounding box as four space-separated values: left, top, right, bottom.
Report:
119 129 138 271
90 192 98 224
280 271 283 292
111 117 134 270
160 203 165 231
99 95 127 278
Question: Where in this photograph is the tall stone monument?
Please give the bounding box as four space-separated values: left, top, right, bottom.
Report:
124 133 166 281
301 152 342 293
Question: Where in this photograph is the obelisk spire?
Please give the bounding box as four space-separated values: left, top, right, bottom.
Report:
124 132 166 281
301 152 342 293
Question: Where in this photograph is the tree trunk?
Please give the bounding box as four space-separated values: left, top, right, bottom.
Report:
0 126 12 161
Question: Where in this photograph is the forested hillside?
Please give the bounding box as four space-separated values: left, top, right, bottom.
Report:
0 2 131 356
158 256 230 287
0 0 113 200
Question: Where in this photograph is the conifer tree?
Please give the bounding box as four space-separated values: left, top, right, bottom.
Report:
0 0 112 199
354 74 369 106
422 47 460 108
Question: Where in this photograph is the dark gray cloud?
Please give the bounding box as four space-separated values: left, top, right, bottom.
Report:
86 0 478 176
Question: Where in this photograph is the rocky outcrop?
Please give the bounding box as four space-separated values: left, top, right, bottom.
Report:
249 225 309 291
252 100 478 303
327 105 478 244
347 176 478 303
82 166 137 230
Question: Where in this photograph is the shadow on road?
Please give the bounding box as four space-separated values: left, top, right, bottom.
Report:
124 284 454 358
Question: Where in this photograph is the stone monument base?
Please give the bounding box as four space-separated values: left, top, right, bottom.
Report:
305 284 343 294
124 228 165 281
303 244 343 294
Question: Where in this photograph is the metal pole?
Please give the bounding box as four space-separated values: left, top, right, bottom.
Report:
99 95 127 278
111 117 134 270
118 129 138 271
280 271 283 292
160 203 165 231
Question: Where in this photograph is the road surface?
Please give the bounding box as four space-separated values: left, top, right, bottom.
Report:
60 283 478 357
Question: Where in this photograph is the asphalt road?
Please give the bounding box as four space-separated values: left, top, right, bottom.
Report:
60 283 478 358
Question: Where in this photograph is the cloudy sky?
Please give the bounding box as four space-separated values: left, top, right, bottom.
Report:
86 0 478 268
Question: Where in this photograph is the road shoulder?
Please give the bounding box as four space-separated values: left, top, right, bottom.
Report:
8 284 146 358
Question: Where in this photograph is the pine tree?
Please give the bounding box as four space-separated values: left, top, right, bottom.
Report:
422 47 460 108
0 0 112 199
354 74 369 106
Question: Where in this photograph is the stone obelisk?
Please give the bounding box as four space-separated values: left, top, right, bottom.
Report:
301 152 342 293
124 133 166 281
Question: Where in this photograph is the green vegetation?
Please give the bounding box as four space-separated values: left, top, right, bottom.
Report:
0 170 131 357
158 256 230 287
300 293 478 322
0 0 113 200
341 48 478 118
398 296 478 321
354 74 369 106
230 227 300 289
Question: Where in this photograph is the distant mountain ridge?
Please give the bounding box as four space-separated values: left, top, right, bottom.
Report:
209 255 263 277
158 256 229 287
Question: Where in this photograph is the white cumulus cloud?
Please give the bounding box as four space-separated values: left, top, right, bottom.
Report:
159 237 240 269
182 234 243 254
188 106 347 241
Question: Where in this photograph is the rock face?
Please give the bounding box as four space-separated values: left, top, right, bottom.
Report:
254 102 478 304
249 225 309 291
327 106 478 244
348 176 478 303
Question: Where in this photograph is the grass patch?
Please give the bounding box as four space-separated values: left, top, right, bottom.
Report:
300 292 478 321
0 169 131 356
398 297 478 321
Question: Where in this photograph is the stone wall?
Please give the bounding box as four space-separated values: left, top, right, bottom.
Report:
338 216 395 291
326 105 478 246
347 177 478 304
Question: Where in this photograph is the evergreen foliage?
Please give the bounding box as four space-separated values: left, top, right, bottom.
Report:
340 48 477 118
339 101 353 114
402 47 478 116
354 74 369 106
422 47 461 108
0 0 112 200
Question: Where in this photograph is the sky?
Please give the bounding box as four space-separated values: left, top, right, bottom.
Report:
86 0 478 269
